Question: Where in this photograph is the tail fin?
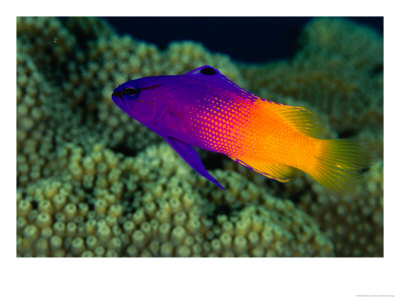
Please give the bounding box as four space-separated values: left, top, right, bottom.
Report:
311 139 369 195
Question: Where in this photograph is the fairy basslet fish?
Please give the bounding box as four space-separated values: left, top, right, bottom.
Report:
112 65 367 194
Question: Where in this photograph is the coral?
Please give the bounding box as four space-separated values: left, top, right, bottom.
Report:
17 17 382 257
295 161 383 257
17 143 333 257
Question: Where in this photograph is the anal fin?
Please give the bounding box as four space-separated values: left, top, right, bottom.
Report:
233 157 299 182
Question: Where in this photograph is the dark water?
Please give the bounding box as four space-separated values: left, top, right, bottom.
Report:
103 17 383 64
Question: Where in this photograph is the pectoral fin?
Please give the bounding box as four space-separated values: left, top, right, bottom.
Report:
163 136 225 190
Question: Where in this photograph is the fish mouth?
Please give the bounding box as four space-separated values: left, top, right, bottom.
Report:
111 94 128 112
112 91 124 98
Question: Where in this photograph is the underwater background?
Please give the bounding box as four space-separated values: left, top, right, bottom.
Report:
16 17 383 257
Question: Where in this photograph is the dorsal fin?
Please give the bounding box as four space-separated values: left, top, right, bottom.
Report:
263 101 327 138
184 65 242 89
185 65 220 76
184 65 260 101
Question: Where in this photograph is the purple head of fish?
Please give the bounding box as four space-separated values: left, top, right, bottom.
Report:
112 77 168 129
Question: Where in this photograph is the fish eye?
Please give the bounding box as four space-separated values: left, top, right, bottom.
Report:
201 67 217 75
124 87 139 96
